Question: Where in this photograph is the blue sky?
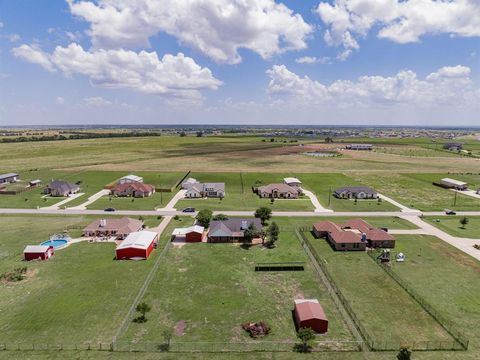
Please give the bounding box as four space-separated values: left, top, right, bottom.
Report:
0 0 479 126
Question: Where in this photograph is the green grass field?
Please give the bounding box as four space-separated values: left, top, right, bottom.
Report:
118 217 353 346
424 216 480 238
352 173 480 211
308 233 454 345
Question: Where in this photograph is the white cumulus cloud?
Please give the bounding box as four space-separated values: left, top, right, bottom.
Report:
67 0 312 64
295 56 331 64
266 64 478 107
12 43 222 100
316 0 480 59
83 96 112 106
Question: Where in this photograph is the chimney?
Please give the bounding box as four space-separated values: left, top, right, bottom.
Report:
241 220 248 230
100 219 107 228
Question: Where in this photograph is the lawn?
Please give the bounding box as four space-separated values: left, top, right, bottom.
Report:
0 215 165 344
351 173 480 211
391 235 480 342
423 216 480 238
307 233 454 346
118 217 353 347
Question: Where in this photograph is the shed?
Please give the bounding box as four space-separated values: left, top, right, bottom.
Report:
24 245 54 261
119 175 143 184
440 178 468 191
0 173 19 184
115 231 158 260
172 225 204 242
294 299 328 333
283 177 302 187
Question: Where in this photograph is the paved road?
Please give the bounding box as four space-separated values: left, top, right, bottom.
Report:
302 189 333 213
401 215 480 261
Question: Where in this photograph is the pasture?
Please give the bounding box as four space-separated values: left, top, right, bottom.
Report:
424 216 480 238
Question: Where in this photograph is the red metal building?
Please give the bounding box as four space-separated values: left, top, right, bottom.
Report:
23 245 54 261
115 231 158 260
294 299 329 334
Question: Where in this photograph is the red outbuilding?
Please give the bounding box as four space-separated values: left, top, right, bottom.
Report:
23 245 54 261
294 299 329 334
115 231 158 260
172 225 205 243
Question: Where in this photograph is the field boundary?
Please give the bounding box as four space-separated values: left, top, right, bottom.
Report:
366 250 469 350
296 228 467 352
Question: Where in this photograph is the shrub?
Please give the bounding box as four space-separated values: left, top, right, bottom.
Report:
242 321 271 338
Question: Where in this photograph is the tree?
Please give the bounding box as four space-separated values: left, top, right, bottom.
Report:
196 131 203 137
213 213 229 221
295 327 315 353
266 222 279 248
255 207 272 225
133 302 151 323
460 216 469 229
179 131 186 137
243 223 257 243
397 347 412 360
196 209 213 228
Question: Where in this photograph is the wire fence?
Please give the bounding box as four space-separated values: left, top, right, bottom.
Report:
366 250 469 350
296 228 468 352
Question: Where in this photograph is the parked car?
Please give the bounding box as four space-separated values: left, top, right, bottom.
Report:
182 207 196 213
444 209 456 215
104 207 116 212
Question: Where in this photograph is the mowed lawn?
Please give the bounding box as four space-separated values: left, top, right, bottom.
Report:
119 219 353 345
176 172 399 211
0 215 165 344
308 233 453 345
392 235 480 343
351 173 480 211
424 216 480 238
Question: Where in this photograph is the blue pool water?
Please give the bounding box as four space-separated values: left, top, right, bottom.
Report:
40 239 68 248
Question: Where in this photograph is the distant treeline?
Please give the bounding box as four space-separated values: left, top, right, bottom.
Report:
0 131 162 143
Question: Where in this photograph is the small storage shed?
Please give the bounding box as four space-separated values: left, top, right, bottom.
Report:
172 225 204 242
294 299 328 334
115 231 158 260
24 245 54 261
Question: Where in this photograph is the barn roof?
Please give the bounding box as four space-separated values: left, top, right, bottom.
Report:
116 231 157 250
24 245 51 253
294 299 328 322
172 225 204 236
284 177 302 184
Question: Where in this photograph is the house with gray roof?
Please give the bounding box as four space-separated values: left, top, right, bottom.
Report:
208 218 262 243
0 173 19 184
44 180 81 197
185 182 225 198
334 186 378 199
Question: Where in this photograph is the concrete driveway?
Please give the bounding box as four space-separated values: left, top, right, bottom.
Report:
40 192 85 210
68 189 110 210
303 189 333 213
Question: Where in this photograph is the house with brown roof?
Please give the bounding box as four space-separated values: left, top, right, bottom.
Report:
312 218 395 250
255 183 300 199
111 182 155 198
83 217 144 240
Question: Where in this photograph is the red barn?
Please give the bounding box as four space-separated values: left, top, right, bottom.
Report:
115 231 158 260
294 299 329 334
23 245 54 261
172 225 204 243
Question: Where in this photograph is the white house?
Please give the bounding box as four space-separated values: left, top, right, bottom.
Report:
118 175 143 184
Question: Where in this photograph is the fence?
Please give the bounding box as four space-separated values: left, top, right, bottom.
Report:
0 340 362 353
295 229 468 352
366 250 469 350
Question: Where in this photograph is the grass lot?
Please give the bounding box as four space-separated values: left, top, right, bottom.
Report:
351 173 480 211
307 233 453 345
177 172 398 211
391 235 480 344
118 217 353 346
0 215 164 344
424 216 480 238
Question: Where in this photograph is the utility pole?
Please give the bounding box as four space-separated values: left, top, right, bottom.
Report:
453 190 457 207
328 187 332 206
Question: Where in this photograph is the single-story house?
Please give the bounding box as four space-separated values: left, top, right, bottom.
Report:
118 174 143 184
440 178 468 191
44 180 81 197
181 177 200 189
83 217 144 240
208 218 262 243
111 182 155 198
294 299 329 334
443 143 463 151
313 219 395 250
29 179 42 187
115 231 158 260
255 183 300 199
346 144 373 150
0 173 19 184
24 245 54 261
172 225 204 242
185 182 225 198
283 177 302 188
334 186 378 199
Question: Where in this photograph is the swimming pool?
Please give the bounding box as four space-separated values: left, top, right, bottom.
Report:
40 239 68 249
